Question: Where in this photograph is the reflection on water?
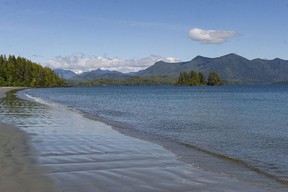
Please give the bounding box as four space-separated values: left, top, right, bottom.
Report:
0 90 56 129
0 90 287 192
22 86 288 183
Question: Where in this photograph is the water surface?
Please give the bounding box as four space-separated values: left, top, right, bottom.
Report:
21 85 288 183
1 89 282 191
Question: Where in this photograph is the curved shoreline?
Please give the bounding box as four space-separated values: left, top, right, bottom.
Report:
84 111 288 189
2 87 288 191
0 88 55 192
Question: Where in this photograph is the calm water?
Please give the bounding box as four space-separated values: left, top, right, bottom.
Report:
21 85 288 182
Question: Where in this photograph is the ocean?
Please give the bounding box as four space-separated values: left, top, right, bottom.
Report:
19 85 288 183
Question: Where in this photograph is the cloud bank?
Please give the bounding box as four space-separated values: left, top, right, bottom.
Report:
189 28 236 44
46 54 180 74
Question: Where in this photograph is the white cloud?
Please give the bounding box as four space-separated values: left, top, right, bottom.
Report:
189 28 236 44
46 54 180 74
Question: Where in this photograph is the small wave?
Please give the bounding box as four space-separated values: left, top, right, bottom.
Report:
177 141 288 185
23 93 80 113
20 89 288 188
24 93 62 108
23 93 89 118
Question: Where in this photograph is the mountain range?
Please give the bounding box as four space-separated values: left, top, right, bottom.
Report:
54 53 288 84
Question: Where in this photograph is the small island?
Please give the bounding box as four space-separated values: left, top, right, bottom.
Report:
176 71 222 86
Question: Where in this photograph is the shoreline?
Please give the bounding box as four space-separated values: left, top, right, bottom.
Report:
2 87 287 191
0 88 55 192
0 87 28 99
83 110 288 189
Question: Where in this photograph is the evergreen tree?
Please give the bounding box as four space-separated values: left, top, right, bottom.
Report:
189 71 200 86
207 72 222 86
198 72 206 85
176 72 190 85
176 70 222 86
0 55 64 87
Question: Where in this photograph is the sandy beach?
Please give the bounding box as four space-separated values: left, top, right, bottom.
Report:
0 88 54 192
0 87 285 192
0 87 16 98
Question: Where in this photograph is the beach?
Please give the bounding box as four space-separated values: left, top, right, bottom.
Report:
0 88 54 192
0 87 285 191
0 87 16 99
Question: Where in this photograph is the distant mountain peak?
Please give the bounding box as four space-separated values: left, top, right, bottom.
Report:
192 55 213 63
56 53 288 84
194 55 210 59
54 68 77 79
135 53 288 84
219 53 249 61
272 58 283 61
154 60 167 64
226 53 239 56
222 53 243 58
87 68 122 75
71 68 131 81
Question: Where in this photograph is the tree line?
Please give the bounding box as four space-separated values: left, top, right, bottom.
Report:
0 55 64 87
176 71 222 86
67 75 176 86
68 71 222 87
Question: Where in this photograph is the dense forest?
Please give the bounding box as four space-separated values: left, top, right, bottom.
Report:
176 71 222 86
0 55 64 87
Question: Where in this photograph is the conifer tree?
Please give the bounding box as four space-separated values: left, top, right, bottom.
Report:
207 72 222 86
0 55 64 87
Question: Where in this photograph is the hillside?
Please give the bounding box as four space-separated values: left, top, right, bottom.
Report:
70 69 131 81
136 53 288 84
54 69 77 79
0 55 64 87
58 53 288 85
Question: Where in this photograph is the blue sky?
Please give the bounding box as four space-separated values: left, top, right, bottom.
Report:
0 0 288 72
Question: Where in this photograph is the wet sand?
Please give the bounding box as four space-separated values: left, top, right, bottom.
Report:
1 87 284 191
0 88 54 192
0 87 16 98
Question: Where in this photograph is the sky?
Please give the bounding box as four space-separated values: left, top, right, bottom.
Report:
0 0 288 73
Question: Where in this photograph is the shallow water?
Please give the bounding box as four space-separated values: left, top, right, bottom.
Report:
22 85 288 183
0 88 287 191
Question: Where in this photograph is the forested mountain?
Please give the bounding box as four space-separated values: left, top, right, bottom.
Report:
136 53 288 84
56 53 288 85
65 68 176 86
54 69 77 79
70 69 131 81
0 55 64 87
